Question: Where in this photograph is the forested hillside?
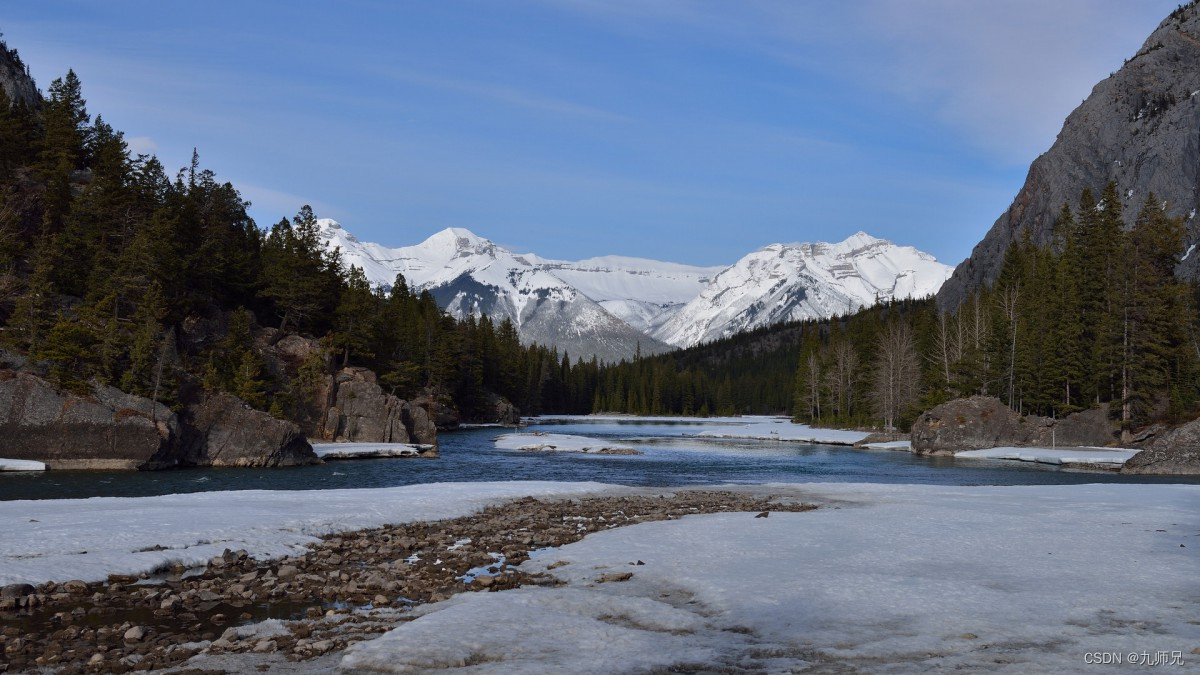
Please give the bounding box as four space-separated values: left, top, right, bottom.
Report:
0 57 583 421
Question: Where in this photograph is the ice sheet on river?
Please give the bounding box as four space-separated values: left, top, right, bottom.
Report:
340 482 1200 673
494 433 638 454
955 446 1137 467
0 458 46 471
691 417 871 445
312 443 434 459
0 482 617 586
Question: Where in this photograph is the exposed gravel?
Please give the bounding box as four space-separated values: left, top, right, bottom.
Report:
0 490 815 673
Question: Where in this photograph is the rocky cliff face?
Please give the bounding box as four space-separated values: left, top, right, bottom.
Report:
0 372 179 470
939 4 1200 307
0 370 319 470
319 367 438 447
0 42 38 108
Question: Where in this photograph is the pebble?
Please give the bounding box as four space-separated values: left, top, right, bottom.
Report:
0 491 815 671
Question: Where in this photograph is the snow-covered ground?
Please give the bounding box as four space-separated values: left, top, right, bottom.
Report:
0 482 618 586
311 443 434 460
956 447 1138 467
0 458 46 471
690 417 871 445
494 433 638 454
341 482 1200 673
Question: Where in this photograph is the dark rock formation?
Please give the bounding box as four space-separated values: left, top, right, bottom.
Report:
939 5 1200 308
481 391 521 426
0 370 319 470
911 396 1114 455
179 393 319 468
404 396 440 446
422 395 461 430
0 41 39 108
0 372 178 470
321 368 437 449
324 368 410 442
1123 417 1200 474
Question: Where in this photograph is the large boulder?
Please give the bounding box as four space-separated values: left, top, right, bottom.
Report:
1123 418 1200 474
0 372 179 470
180 393 319 468
911 396 1114 455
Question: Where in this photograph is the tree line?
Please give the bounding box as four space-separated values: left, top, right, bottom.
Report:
0 66 586 419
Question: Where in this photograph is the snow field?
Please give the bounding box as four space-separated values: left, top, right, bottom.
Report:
341 482 1200 673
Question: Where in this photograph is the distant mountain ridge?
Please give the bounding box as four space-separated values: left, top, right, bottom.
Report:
939 3 1200 307
653 232 953 347
319 221 954 360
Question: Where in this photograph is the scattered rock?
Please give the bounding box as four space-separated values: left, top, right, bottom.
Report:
0 491 816 672
0 584 34 599
597 572 634 583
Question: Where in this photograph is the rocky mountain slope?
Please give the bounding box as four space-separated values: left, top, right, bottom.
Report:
939 3 1200 307
654 232 953 347
0 41 39 108
321 223 953 357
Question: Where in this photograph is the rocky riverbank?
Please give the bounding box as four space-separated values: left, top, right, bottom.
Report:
0 491 814 673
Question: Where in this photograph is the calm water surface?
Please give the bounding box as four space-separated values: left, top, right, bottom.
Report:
2 418 1195 501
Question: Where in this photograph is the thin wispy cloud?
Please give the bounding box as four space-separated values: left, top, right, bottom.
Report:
372 66 631 123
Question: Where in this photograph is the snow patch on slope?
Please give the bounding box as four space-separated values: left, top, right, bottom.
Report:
654 232 954 347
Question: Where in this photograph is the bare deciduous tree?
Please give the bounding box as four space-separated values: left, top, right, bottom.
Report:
872 321 919 431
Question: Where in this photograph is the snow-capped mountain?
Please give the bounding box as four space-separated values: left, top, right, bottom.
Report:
318 221 954 359
317 221 719 362
653 232 955 347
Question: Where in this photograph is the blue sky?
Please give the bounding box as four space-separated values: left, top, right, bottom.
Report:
3 0 1177 266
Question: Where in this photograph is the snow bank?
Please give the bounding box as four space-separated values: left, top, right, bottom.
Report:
536 414 748 425
692 417 871 445
494 433 638 454
861 440 912 450
0 481 618 586
0 458 47 471
956 446 1137 467
311 443 434 460
342 483 1200 673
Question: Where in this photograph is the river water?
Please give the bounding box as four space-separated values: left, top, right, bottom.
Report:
2 418 1194 501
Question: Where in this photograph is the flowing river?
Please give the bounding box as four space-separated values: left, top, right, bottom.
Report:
2 417 1194 501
